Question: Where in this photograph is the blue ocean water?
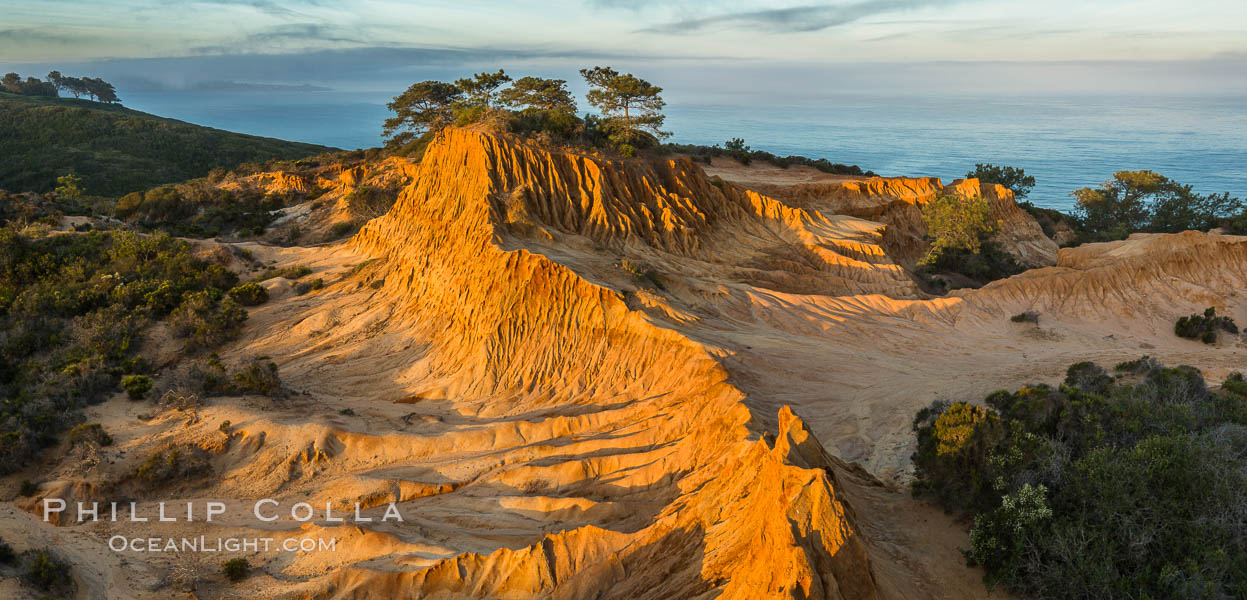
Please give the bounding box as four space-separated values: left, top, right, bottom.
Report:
122 90 1246 212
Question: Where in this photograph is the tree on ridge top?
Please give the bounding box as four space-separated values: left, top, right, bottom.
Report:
580 66 668 155
382 80 463 149
499 76 576 114
454 69 511 109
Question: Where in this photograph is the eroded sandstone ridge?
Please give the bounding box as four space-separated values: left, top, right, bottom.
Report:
706 163 1058 269
340 128 880 598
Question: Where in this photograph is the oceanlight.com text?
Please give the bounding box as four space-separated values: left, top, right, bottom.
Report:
107 536 338 553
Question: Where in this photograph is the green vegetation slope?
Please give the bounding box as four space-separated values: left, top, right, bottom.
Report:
0 92 335 196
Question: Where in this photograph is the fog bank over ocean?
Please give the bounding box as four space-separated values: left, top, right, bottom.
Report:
6 54 1245 211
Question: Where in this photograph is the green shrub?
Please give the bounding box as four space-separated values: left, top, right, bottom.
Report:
918 241 1024 291
120 374 153 400
188 356 233 396
232 359 281 396
168 291 248 350
921 194 997 261
909 401 1004 508
1063 361 1113 395
135 446 210 482
0 538 14 565
619 258 666 291
294 277 324 295
67 422 112 447
1175 307 1238 344
257 265 312 281
227 282 269 306
135 450 165 480
24 549 69 591
18 480 37 496
331 221 358 238
912 360 1247 598
345 186 398 219
1114 355 1160 374
1010 311 1038 324
221 557 249 582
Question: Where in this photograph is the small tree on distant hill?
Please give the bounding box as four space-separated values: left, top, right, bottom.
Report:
63 76 87 99
2 73 58 97
54 173 84 200
580 66 668 155
1 73 20 94
84 77 120 103
454 69 511 109
23 77 56 97
967 163 1035 200
46 71 64 94
382 81 462 149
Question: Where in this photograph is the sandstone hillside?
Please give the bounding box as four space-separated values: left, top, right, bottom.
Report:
3 128 1244 600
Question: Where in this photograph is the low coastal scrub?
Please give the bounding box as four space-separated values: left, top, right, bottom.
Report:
620 258 666 291
134 446 211 482
255 264 312 281
1010 311 1039 324
187 356 283 398
912 359 1247 598
121 374 153 400
221 557 250 582
66 422 112 448
1175 307 1238 344
116 181 305 238
665 137 875 177
167 290 248 350
0 228 243 473
227 281 269 306
294 278 324 295
345 184 400 219
232 359 282 396
24 549 72 593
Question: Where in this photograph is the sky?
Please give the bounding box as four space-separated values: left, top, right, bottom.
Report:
0 1 1244 83
0 0 1245 62
0 0 1244 113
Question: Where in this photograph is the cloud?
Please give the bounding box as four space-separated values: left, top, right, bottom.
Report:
186 23 373 55
168 0 321 19
1210 49 1247 61
640 0 970 34
0 26 95 46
